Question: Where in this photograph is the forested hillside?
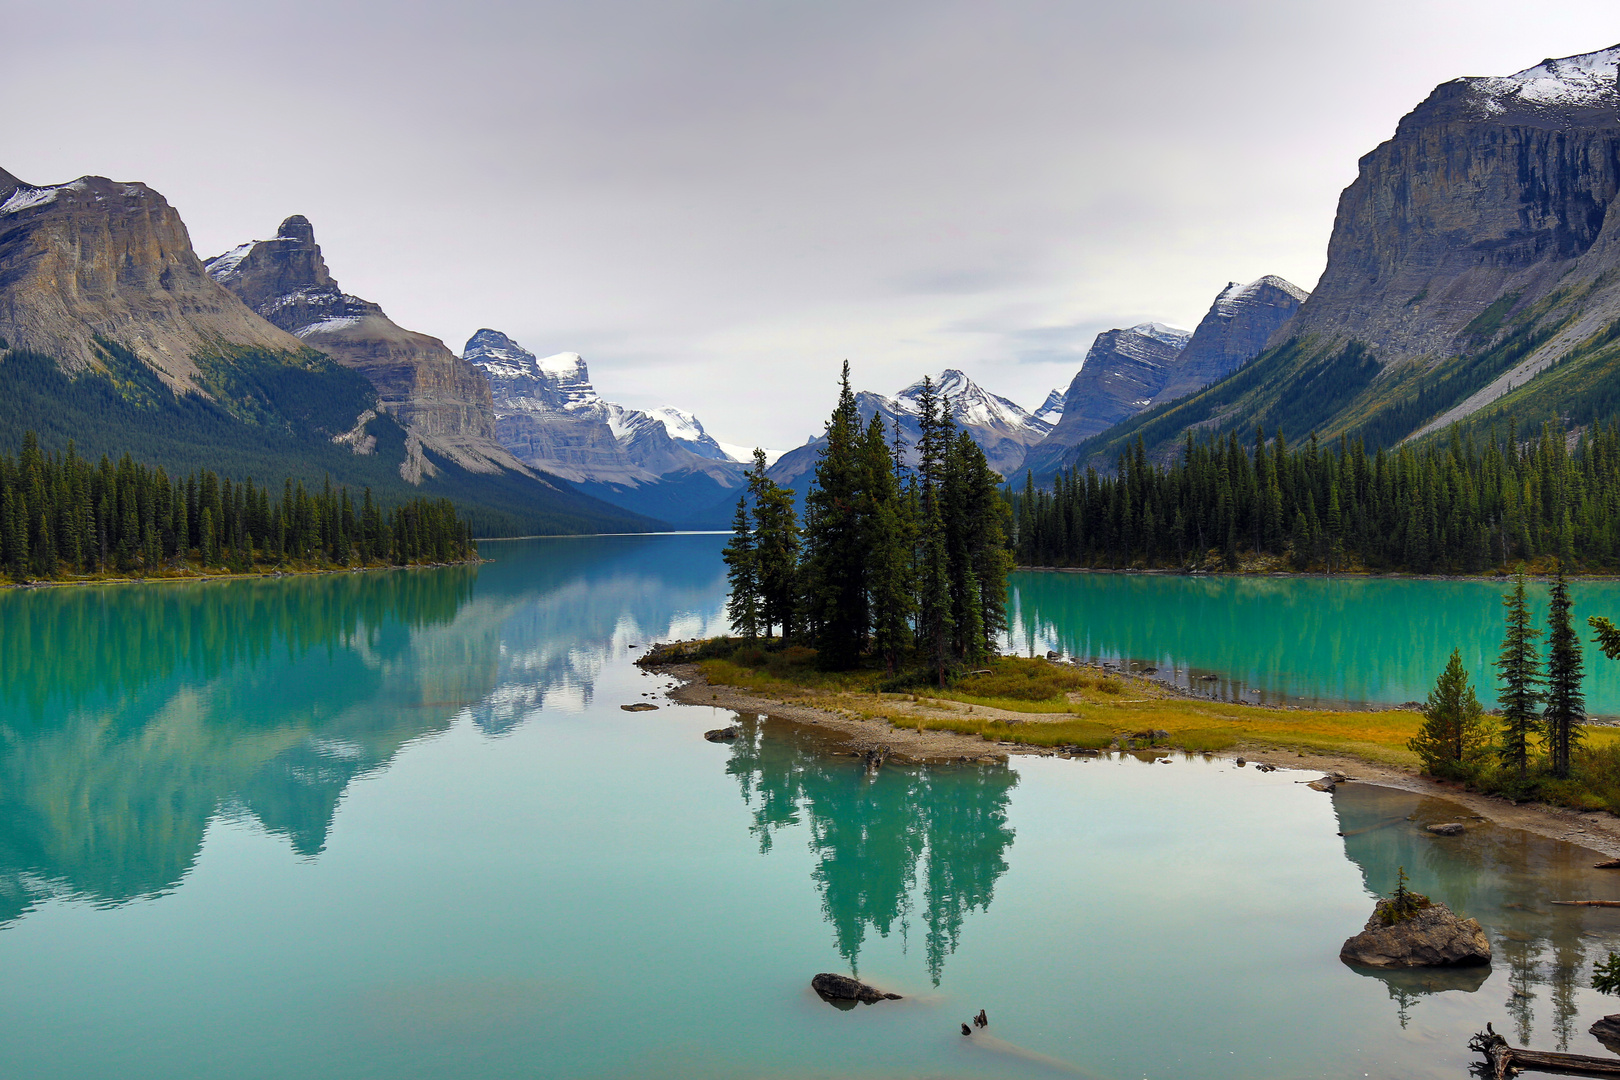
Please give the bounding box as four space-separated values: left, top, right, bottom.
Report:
0 431 476 583
1016 421 1620 574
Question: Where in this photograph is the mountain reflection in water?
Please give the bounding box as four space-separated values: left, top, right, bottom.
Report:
725 716 1017 984
0 534 729 930
1333 783 1620 1049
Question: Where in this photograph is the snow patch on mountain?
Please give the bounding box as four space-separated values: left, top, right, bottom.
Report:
0 180 85 216
1476 46 1620 110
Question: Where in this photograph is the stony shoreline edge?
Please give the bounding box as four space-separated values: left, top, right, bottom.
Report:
645 654 1620 862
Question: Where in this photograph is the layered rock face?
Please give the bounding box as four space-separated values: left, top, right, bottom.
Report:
0 169 306 384
464 328 745 518
1151 276 1307 405
208 217 519 479
1022 323 1190 474
1286 46 1620 407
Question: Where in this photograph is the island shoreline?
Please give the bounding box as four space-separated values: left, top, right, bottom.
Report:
651 658 1620 861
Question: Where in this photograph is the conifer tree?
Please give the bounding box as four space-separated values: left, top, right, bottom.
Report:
1408 649 1489 777
1496 565 1544 781
748 449 801 639
1544 562 1585 779
802 362 870 667
722 493 761 639
863 413 914 673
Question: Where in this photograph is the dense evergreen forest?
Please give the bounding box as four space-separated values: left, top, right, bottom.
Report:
0 432 476 584
1016 420 1620 574
724 366 1012 680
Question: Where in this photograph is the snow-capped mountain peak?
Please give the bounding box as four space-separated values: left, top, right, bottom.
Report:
893 369 1041 433
464 329 599 411
648 406 736 461
1032 389 1064 431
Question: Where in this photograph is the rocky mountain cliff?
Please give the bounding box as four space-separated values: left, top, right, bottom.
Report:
1150 276 1307 405
1055 44 1620 474
0 169 306 382
208 217 523 481
464 328 746 523
1021 323 1190 475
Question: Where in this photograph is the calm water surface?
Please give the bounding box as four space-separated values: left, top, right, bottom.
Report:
1010 570 1620 712
3 536 1620 1078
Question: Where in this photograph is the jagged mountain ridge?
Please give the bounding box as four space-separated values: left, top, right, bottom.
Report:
1022 323 1192 476
1151 276 1308 406
464 328 747 524
1052 44 1620 475
0 166 654 536
208 217 525 482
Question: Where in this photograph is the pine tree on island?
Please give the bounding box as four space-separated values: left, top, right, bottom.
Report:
722 494 760 639
1495 565 1544 782
749 450 801 640
1408 649 1490 777
1544 561 1585 779
719 364 1010 682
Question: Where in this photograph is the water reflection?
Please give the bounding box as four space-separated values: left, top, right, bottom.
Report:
1333 784 1620 1048
725 717 1016 984
0 534 731 930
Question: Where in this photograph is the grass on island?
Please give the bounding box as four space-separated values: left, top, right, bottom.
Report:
660 637 1437 765
662 637 1620 816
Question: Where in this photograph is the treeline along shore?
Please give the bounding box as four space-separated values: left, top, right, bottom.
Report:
0 431 477 585
1016 420 1620 575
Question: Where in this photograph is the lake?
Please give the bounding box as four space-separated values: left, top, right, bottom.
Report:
3 534 1620 1078
1010 570 1620 713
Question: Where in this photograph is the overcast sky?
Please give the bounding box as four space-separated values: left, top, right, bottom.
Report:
3 1 1617 450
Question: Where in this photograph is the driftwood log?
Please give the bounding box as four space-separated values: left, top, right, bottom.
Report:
1550 900 1620 907
1595 860 1620 869
1471 1023 1620 1078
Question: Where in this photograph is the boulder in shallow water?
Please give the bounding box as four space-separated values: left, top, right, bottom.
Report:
1427 822 1465 836
1339 899 1490 968
620 703 658 712
704 726 739 742
811 973 901 1004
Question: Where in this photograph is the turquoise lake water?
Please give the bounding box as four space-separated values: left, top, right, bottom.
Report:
1009 570 1620 713
3 535 1620 1078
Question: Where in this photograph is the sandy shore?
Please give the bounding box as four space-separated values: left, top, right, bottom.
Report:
651 659 1620 861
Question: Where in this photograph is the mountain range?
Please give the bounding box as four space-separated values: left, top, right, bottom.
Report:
1049 44 1620 475
4 43 1618 525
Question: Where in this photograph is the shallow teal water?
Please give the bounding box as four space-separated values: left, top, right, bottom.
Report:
1009 571 1620 712
3 538 1620 1078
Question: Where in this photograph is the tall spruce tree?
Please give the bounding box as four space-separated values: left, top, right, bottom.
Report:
1544 562 1585 779
913 377 954 684
748 449 801 639
802 362 869 667
1408 649 1490 777
722 493 761 639
863 413 914 673
1495 565 1544 781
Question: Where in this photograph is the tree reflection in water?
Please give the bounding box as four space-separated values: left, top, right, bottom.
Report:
726 717 1016 984
1333 784 1620 1049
